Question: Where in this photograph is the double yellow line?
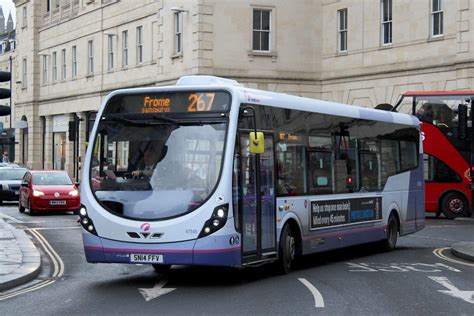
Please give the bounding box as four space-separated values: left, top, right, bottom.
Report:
433 247 474 267
0 229 64 300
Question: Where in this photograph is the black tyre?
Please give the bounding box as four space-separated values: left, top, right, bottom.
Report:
152 264 171 274
381 213 399 251
441 192 468 219
19 201 25 213
28 200 36 216
277 224 296 274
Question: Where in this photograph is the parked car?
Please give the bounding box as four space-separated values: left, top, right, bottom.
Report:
0 166 28 204
19 170 80 215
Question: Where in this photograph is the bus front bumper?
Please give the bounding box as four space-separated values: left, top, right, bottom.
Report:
82 230 241 267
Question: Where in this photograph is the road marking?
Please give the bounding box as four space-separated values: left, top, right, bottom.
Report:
298 278 325 308
138 278 176 302
0 228 65 301
23 226 80 231
433 247 474 267
346 262 461 273
0 212 23 223
429 276 474 304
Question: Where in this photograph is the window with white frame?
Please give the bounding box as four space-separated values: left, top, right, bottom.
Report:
107 35 114 70
72 45 77 78
42 55 48 85
381 0 392 44
174 12 183 54
22 58 27 89
61 49 66 80
52 51 57 82
22 6 27 28
337 9 348 52
88 40 94 74
432 0 443 37
122 30 128 67
136 26 143 64
252 9 271 51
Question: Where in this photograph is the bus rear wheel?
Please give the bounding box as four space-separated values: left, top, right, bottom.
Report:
152 264 171 274
442 192 468 219
277 224 296 274
381 213 398 251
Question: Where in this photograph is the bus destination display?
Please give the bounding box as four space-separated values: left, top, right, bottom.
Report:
105 91 231 114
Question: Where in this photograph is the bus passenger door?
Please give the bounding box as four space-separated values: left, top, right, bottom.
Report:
239 133 276 264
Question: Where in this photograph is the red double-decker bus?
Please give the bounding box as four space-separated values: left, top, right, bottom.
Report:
392 91 473 218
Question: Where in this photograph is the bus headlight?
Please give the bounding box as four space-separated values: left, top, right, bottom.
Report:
199 204 229 238
78 205 97 236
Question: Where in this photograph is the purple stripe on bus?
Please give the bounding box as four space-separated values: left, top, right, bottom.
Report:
85 246 240 254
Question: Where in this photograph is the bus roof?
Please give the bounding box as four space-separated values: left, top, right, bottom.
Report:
403 91 474 96
106 76 419 127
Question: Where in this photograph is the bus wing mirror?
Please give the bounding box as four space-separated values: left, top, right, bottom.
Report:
249 132 265 154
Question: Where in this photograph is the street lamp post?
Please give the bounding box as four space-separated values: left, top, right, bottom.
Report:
9 55 12 128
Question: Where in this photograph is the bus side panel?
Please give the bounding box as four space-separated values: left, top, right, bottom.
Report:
301 226 386 255
193 234 241 267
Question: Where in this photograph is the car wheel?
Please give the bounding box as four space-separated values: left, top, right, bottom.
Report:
442 192 468 219
28 200 36 216
19 201 25 213
152 264 171 274
381 212 399 251
277 224 296 274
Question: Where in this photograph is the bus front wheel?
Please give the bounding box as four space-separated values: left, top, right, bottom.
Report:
442 192 468 219
381 213 399 251
277 224 296 274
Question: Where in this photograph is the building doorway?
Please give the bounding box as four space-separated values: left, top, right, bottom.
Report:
53 132 66 170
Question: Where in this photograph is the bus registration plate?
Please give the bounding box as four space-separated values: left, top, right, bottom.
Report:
130 254 163 263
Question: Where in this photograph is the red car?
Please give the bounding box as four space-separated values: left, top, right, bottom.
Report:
19 170 80 215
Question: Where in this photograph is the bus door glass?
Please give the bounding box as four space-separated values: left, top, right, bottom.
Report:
239 133 276 260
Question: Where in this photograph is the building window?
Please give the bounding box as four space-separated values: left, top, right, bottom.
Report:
52 51 57 82
337 9 348 52
87 40 94 74
431 0 443 37
174 12 182 54
22 58 27 89
122 30 128 67
42 55 48 85
381 0 392 45
107 35 114 71
252 9 271 52
136 26 143 64
61 48 66 80
22 6 27 27
72 45 77 78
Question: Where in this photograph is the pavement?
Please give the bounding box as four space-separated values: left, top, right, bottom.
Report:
0 216 472 293
0 218 41 292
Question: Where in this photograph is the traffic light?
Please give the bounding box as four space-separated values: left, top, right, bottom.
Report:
0 71 11 116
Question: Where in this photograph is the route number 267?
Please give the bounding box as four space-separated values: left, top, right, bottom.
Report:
187 93 215 112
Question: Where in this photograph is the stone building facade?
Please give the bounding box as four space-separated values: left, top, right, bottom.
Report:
10 0 474 177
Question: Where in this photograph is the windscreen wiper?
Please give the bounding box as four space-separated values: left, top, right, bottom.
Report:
103 115 176 126
153 114 180 124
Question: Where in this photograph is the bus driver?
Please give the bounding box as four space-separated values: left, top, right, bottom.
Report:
132 143 167 178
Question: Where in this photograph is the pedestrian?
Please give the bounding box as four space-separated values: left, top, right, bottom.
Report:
2 152 9 163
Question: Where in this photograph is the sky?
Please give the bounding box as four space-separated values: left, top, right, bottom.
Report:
0 0 15 26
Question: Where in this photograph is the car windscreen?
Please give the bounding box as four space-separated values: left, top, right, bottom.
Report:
0 168 27 180
33 173 73 185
